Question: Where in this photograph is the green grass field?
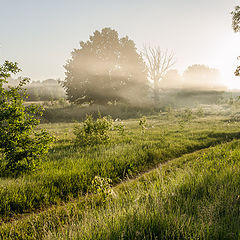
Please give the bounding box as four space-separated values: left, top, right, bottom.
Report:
1 106 240 239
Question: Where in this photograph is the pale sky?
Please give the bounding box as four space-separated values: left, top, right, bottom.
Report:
1 0 240 88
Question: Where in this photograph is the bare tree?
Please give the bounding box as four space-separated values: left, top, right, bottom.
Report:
142 45 175 103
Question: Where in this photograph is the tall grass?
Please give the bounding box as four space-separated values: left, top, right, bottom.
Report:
45 140 240 239
0 114 239 220
1 140 240 239
42 103 158 123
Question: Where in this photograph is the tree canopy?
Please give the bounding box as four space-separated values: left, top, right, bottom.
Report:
182 64 222 90
231 6 240 76
232 6 240 33
63 28 148 105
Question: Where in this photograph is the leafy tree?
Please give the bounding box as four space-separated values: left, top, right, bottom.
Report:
183 64 221 89
231 6 240 76
63 28 148 105
0 61 53 176
232 6 240 32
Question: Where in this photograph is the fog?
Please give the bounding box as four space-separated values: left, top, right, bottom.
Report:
3 24 233 109
6 60 228 107
159 65 226 91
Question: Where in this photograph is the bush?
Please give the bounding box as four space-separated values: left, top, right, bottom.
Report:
0 61 54 176
91 176 113 203
74 115 113 146
139 116 147 133
114 121 125 136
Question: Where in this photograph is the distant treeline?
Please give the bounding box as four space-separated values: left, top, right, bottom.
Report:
6 78 66 101
6 76 228 106
42 89 233 123
26 79 66 101
158 89 226 107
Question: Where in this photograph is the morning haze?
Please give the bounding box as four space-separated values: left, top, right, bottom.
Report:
0 0 239 88
2 1 240 239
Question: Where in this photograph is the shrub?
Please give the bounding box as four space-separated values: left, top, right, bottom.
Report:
0 61 54 176
91 176 113 203
114 121 125 136
139 116 147 133
74 115 113 146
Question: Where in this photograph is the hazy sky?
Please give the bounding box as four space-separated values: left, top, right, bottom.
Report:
1 0 240 88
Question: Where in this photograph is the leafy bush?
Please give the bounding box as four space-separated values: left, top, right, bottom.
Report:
0 61 54 176
139 116 147 133
74 115 113 146
91 176 113 203
114 120 125 135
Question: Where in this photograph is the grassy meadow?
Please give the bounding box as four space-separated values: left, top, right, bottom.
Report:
1 104 240 239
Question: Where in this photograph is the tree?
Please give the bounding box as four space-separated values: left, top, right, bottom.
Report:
159 69 182 89
232 6 240 32
182 64 221 89
142 46 175 103
63 28 148 105
0 61 53 176
231 6 240 76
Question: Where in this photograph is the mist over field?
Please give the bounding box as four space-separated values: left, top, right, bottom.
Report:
2 1 240 239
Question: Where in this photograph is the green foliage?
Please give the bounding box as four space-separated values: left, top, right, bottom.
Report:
91 176 113 203
43 103 158 123
231 6 240 76
139 116 147 133
2 140 240 239
63 27 148 105
0 113 240 223
54 141 240 239
0 61 54 176
114 121 125 135
74 115 113 146
179 108 193 127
